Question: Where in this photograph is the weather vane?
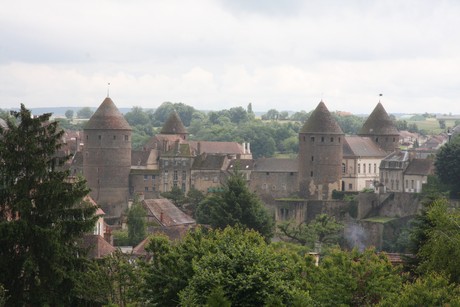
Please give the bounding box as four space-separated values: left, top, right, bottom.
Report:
107 82 111 98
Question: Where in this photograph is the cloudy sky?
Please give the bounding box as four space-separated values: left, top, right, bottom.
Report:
1 0 460 114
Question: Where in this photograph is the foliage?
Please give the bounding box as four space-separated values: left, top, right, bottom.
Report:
112 229 130 246
205 286 231 307
415 199 460 283
161 186 186 209
309 248 403 306
380 273 460 307
65 109 74 119
195 170 274 240
178 227 311 306
77 106 94 118
152 101 197 126
127 197 147 246
435 141 460 197
185 187 205 217
278 214 343 250
0 105 98 306
124 106 151 126
333 113 365 134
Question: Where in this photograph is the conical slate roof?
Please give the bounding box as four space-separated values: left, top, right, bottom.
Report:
85 97 131 130
300 101 343 134
358 102 399 135
160 111 188 135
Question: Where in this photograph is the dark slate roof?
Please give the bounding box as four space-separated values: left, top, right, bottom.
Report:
142 199 195 227
359 102 399 136
300 101 343 134
343 136 388 158
192 153 227 170
160 111 188 135
228 159 255 171
131 150 151 166
382 150 410 163
404 159 434 176
84 97 131 130
253 158 298 172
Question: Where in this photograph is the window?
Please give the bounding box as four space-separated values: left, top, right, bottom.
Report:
311 136 315 142
280 208 289 220
182 183 186 192
349 183 353 190
338 137 341 143
151 175 156 180
342 163 346 174
266 172 270 176
113 135 116 140
321 137 324 142
173 170 178 181
310 171 313 177
396 180 399 190
330 137 334 142
86 135 88 140
411 180 414 189
173 182 178 187
164 170 168 178
164 161 169 166
182 170 186 180
405 180 408 188
144 187 148 191
152 185 155 192
374 163 377 173
363 164 366 173
303 136 306 141
369 164 371 174
124 135 129 141
375 137 379 142
358 164 361 174
98 135 101 140
391 179 394 190
311 156 314 161
144 175 148 181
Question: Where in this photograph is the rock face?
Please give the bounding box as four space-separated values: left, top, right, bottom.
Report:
83 97 132 219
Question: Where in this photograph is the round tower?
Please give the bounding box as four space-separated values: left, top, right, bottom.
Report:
298 101 344 200
83 97 132 220
358 102 399 153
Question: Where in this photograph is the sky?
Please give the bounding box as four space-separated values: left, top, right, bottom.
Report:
1 0 460 114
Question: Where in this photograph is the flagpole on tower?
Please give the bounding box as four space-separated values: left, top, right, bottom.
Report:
107 83 111 98
379 93 383 103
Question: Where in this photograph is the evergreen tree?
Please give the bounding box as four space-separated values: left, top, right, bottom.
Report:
0 105 97 306
196 170 274 240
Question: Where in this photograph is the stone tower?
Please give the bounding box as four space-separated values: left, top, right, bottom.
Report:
298 101 344 200
160 111 188 140
358 102 399 153
83 97 132 220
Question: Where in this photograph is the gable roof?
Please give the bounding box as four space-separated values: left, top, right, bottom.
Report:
254 158 298 172
228 159 255 171
160 111 188 135
84 97 131 130
142 198 195 227
192 153 227 170
359 102 399 136
189 141 245 155
343 136 388 158
300 101 343 134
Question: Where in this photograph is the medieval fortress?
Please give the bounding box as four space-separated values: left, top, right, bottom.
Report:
71 97 433 246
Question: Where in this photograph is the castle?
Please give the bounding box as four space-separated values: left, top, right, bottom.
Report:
71 97 433 223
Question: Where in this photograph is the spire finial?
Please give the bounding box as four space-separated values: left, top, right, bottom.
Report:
107 82 111 98
379 93 383 103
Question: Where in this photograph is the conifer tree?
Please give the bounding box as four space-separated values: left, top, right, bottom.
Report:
0 104 97 306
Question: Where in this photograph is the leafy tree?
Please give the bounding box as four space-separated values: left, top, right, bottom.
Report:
161 186 186 209
77 106 94 119
124 106 151 126
261 109 280 120
435 141 460 197
65 109 74 119
228 106 249 124
290 110 310 123
195 170 274 240
438 119 446 129
205 287 231 307
152 102 196 126
309 248 402 306
278 214 343 250
185 187 205 217
380 273 460 307
0 105 97 306
179 227 310 306
127 197 147 246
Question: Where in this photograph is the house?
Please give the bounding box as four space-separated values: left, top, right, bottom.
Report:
142 198 195 227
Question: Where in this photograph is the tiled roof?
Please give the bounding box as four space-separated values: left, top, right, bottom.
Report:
254 158 298 172
131 150 152 166
359 102 399 136
300 101 343 134
189 141 245 155
163 143 192 157
84 97 131 130
343 136 388 158
142 198 195 227
160 111 188 135
192 153 227 170
404 159 434 176
382 150 410 163
80 234 116 259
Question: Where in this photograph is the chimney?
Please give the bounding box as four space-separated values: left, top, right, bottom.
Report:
242 142 246 154
247 142 251 154
197 142 201 155
160 211 164 225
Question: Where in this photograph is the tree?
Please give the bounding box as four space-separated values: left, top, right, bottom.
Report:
77 106 94 119
124 106 150 126
127 196 147 246
195 170 274 240
161 186 186 209
65 109 74 119
278 214 343 250
0 105 97 306
309 248 402 306
435 141 460 197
